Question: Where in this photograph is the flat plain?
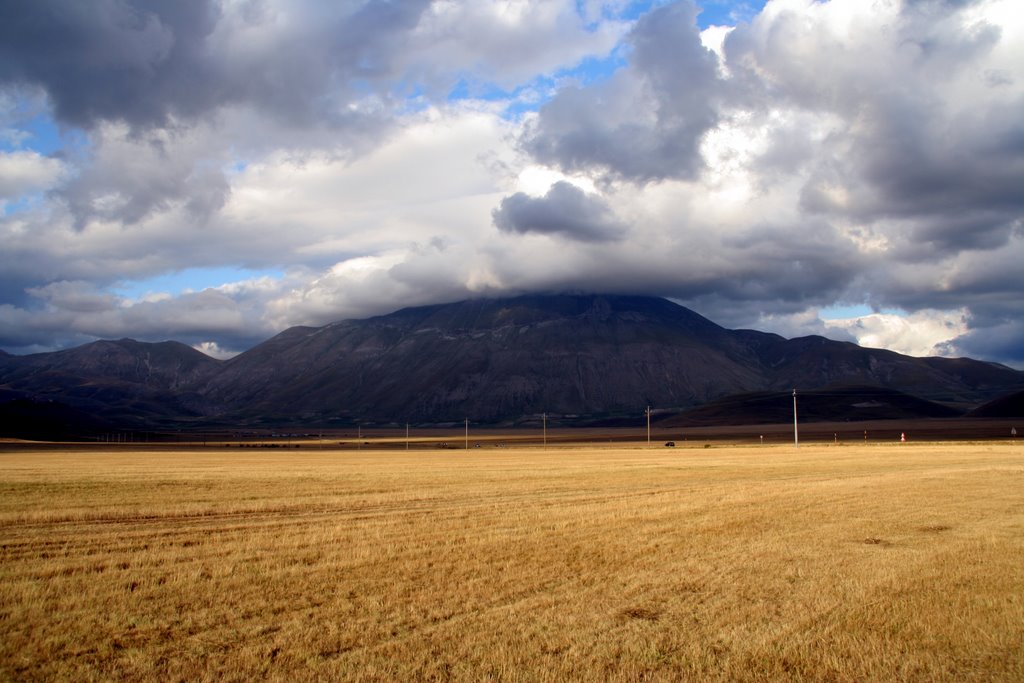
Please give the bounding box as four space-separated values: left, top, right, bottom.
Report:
1 440 1022 681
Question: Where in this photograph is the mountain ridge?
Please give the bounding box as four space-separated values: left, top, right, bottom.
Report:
2 294 1022 428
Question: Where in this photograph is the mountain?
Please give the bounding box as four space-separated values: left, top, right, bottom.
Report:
0 338 221 426
967 390 1024 418
197 294 1022 424
658 386 962 428
2 294 1023 429
198 295 765 424
727 331 1022 407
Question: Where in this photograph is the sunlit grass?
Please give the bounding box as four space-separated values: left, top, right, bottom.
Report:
1 442 1022 680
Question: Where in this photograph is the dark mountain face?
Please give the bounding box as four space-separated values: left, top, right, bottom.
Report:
659 386 963 428
7 339 220 386
0 339 221 426
199 295 765 423
197 294 1023 424
968 390 1024 418
2 294 1023 429
729 332 1021 408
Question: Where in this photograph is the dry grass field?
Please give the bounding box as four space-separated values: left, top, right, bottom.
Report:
1 440 1022 681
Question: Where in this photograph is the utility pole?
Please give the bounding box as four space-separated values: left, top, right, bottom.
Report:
465 418 469 450
646 406 652 446
793 389 799 448
406 423 410 451
542 412 547 449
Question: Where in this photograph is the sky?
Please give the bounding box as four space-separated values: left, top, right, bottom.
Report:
1 0 1022 366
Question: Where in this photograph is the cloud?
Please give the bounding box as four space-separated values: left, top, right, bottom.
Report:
0 103 516 347
0 150 65 200
0 0 434 132
951 319 1024 367
59 122 230 227
522 1 722 183
0 0 1023 373
825 309 970 359
492 181 626 242
726 0 1024 254
0 277 281 355
400 1 629 93
191 341 237 360
0 0 218 130
0 0 625 135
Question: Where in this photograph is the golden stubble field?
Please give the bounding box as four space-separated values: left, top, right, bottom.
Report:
1 441 1022 681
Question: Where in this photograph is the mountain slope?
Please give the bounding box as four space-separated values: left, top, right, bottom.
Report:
2 295 1022 427
198 294 1023 424
967 390 1024 418
659 386 963 427
200 295 769 423
0 339 221 425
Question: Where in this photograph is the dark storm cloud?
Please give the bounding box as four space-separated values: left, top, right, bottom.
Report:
492 181 625 243
0 0 432 131
844 96 1024 243
0 0 434 228
953 320 1024 367
218 0 433 127
936 253 1024 367
0 0 218 130
715 221 865 304
522 0 721 183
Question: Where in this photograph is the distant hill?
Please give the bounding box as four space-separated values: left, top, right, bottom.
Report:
0 338 220 427
198 295 764 424
1 295 1022 430
658 386 962 428
196 295 1022 424
967 390 1024 418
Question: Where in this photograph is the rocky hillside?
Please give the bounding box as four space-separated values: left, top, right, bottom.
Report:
2 295 1022 428
0 339 220 425
197 294 1023 424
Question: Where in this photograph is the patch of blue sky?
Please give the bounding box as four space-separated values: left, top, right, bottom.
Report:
447 48 628 120
1 112 90 162
112 266 283 301
561 50 629 87
695 0 767 28
574 0 765 28
447 77 537 119
225 159 249 175
16 115 63 154
1 192 46 217
446 78 485 103
394 82 432 115
1 91 85 152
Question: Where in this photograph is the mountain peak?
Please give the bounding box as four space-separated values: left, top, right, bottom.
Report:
359 293 722 334
198 294 1022 424
3 294 1023 427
